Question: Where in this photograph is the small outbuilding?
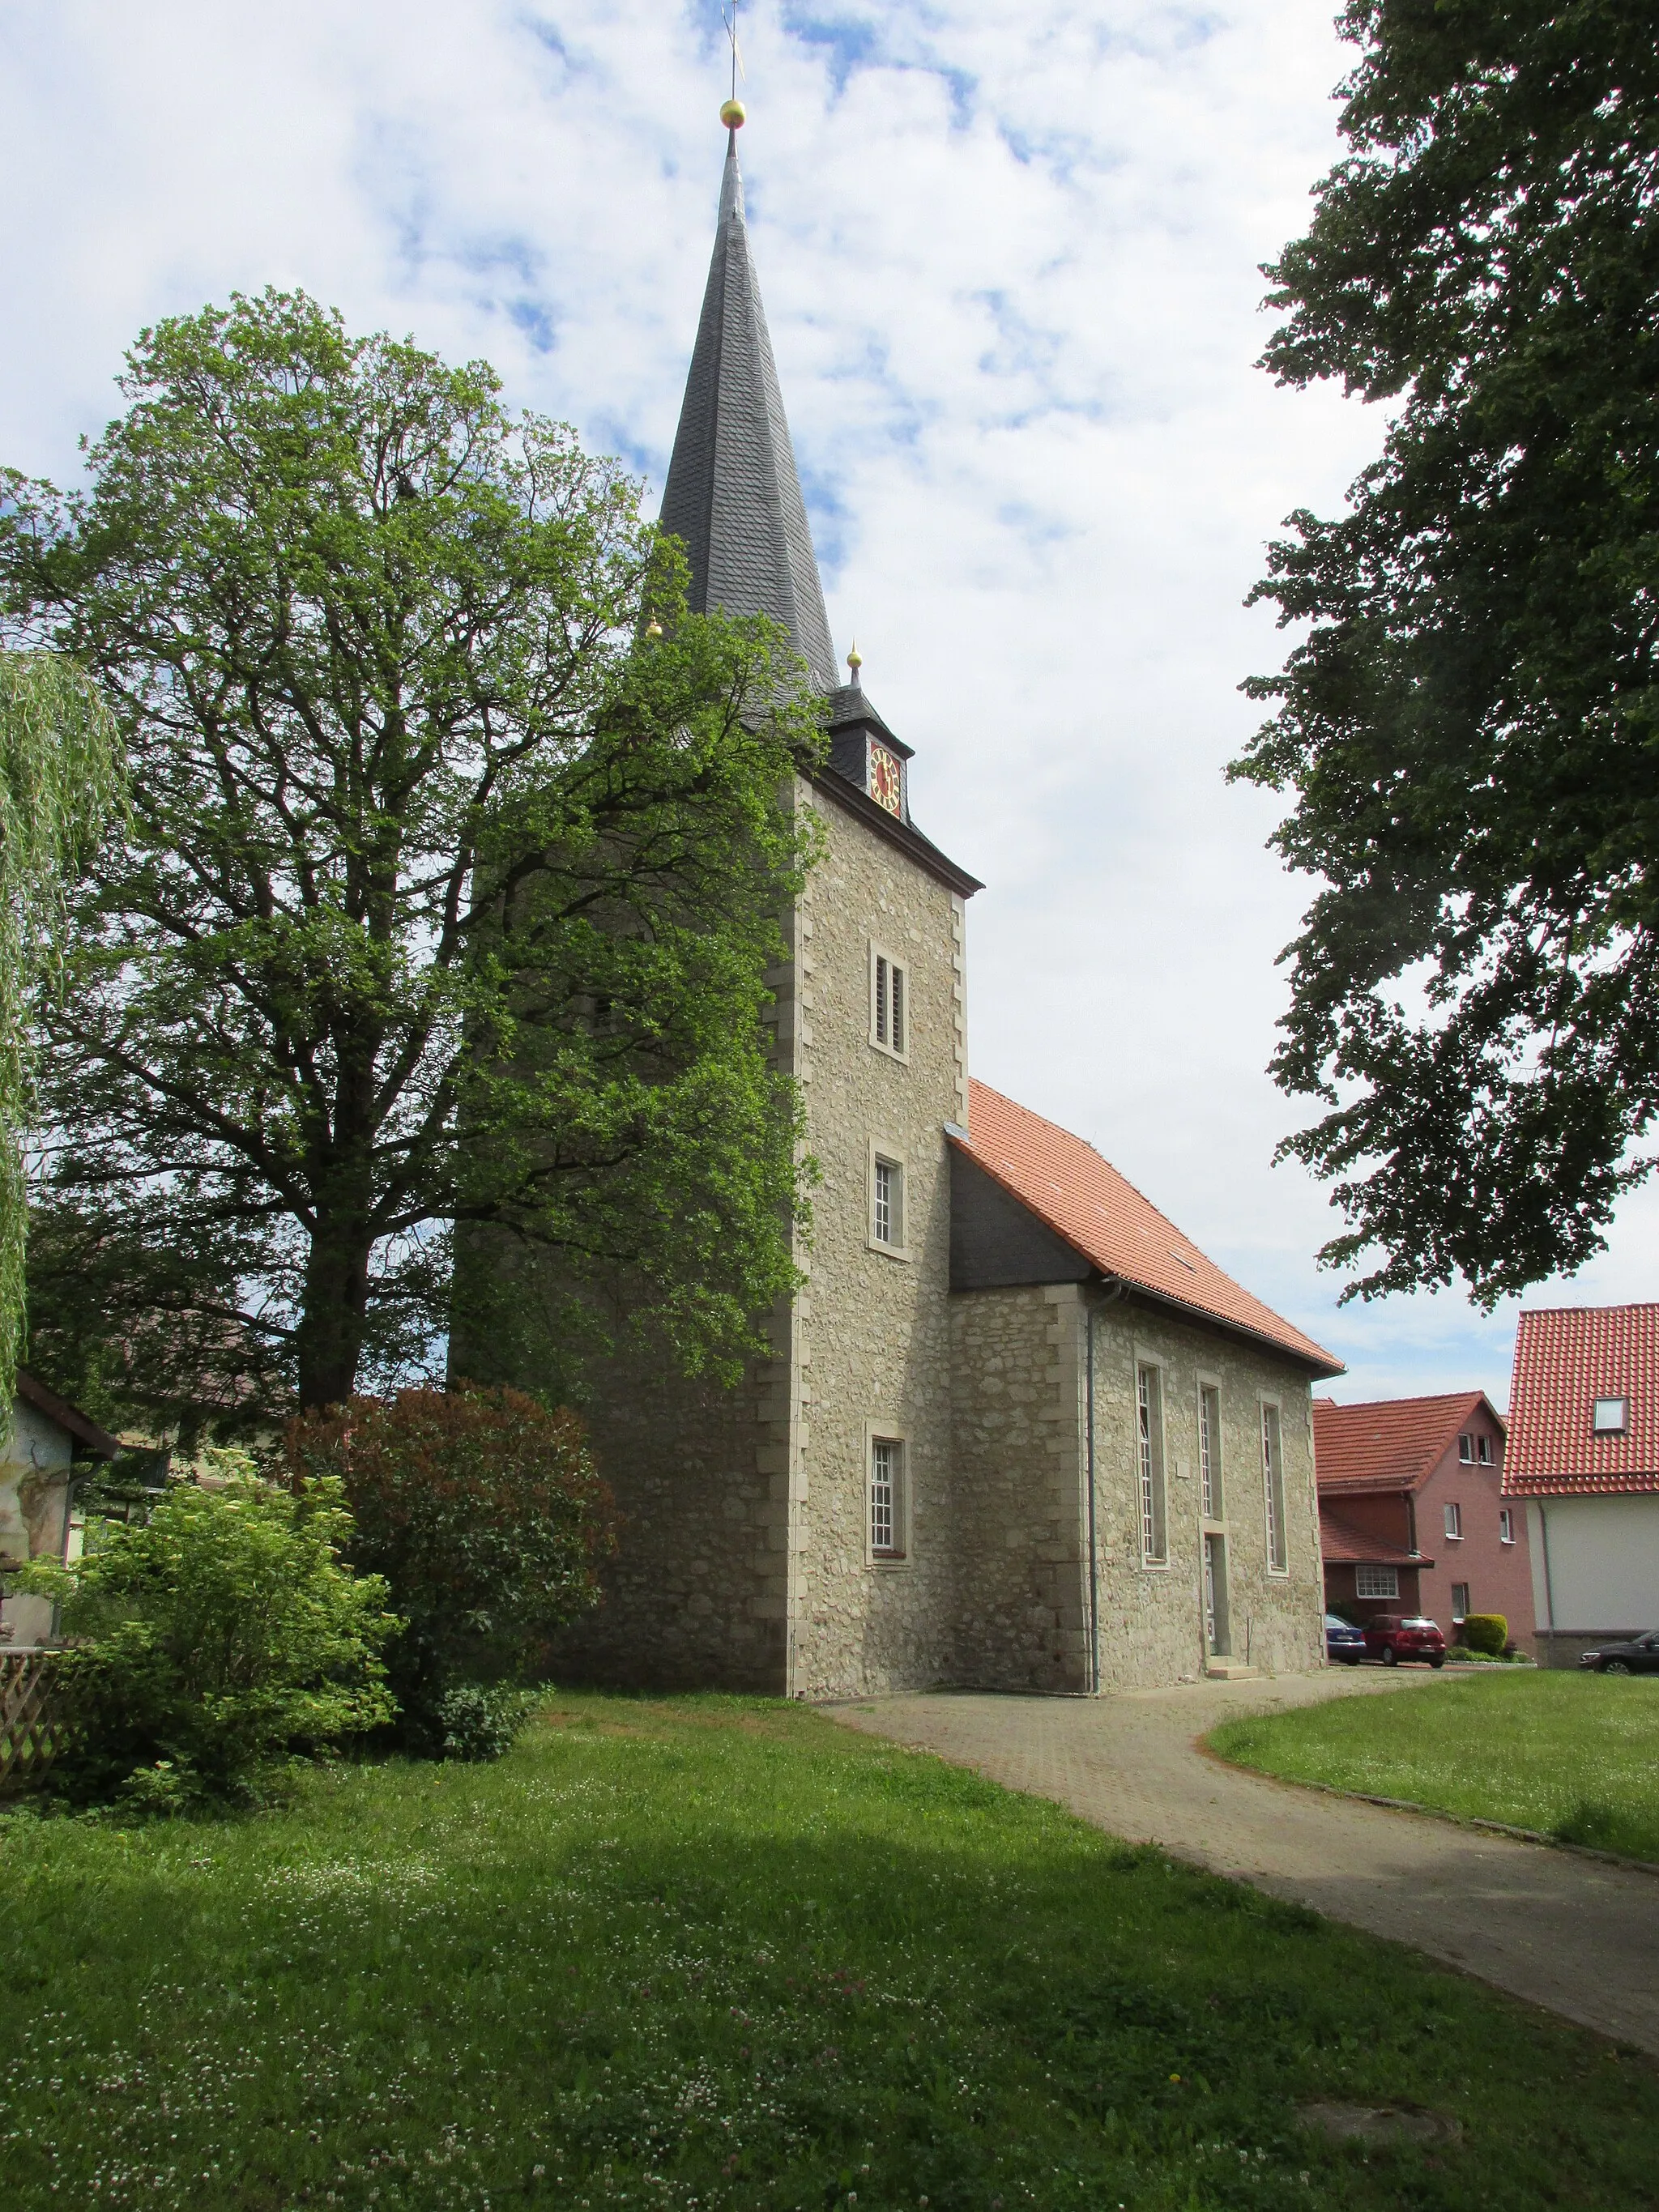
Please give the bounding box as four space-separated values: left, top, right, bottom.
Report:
0 1370 120 1649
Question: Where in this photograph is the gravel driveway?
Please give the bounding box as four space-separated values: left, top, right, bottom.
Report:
828 1667 1659 2056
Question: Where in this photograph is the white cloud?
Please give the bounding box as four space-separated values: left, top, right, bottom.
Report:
2 0 1645 1413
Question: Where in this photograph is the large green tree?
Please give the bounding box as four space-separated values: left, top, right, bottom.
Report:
2 290 817 1416
1233 0 1659 1304
0 654 123 1404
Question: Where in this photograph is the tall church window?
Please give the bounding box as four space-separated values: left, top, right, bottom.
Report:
869 1438 905 1559
1261 1403 1288 1574
1137 1364 1167 1565
870 947 908 1059
872 1156 903 1249
1198 1383 1222 1519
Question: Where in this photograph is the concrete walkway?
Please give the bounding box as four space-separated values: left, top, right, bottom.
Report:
828 1669 1659 2057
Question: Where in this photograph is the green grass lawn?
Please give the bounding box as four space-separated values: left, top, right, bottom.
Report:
1209 1671 1659 1861
4 1694 1659 2212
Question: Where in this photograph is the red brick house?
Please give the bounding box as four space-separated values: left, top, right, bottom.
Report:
1314 1392 1534 1651
1505 1305 1659 1668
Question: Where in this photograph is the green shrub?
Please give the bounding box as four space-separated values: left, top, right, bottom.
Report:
437 1683 529 1762
1461 1612 1508 1656
287 1383 616 1751
12 1472 397 1805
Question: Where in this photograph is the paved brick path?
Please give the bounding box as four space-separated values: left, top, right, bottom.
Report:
828 1669 1659 2056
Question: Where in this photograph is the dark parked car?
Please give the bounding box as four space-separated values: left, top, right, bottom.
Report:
1578 1630 1659 1675
1363 1614 1448 1668
1325 1613 1366 1665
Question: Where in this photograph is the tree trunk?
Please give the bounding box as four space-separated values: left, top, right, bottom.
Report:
296 1217 374 1411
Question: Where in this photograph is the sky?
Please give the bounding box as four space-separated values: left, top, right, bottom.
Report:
2 0 1651 1410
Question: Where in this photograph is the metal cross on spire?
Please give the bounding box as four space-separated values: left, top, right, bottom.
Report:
722 2 746 100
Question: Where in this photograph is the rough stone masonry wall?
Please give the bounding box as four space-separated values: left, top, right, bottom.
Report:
1087 1297 1325 1688
949 1284 1091 1692
788 779 969 1698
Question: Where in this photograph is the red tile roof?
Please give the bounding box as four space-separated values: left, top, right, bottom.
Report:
955 1081 1341 1373
1312 1392 1500 1495
1504 1305 1659 1497
1318 1505 1431 1569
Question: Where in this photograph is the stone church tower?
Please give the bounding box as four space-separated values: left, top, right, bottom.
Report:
522 120 1340 1700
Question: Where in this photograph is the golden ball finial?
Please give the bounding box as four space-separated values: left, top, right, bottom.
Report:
846 640 863 672
721 98 746 129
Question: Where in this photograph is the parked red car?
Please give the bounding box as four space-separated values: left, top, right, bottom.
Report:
1363 1614 1448 1668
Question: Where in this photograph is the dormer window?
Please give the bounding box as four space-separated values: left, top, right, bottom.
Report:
1593 1396 1628 1436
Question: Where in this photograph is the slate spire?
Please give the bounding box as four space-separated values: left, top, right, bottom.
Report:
659 130 838 693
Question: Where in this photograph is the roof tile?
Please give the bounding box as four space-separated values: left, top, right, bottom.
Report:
1504 1305 1659 1497
1313 1392 1498 1494
956 1082 1341 1372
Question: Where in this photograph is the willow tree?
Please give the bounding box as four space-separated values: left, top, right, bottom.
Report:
0 653 123 1403
3 289 817 1420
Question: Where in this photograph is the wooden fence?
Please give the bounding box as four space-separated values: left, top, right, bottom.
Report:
0 1651 69 1792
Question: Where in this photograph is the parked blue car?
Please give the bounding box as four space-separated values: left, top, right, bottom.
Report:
1325 1613 1367 1665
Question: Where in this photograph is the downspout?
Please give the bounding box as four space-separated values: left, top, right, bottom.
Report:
1537 1502 1556 1647
1085 1300 1098 1694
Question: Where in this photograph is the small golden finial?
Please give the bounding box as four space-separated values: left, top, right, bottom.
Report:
645 616 663 639
847 639 863 675
722 4 746 128
721 98 746 129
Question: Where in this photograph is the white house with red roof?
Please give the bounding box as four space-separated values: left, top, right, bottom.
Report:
1505 1306 1659 1666
1 1370 119 1649
1312 1393 1533 1650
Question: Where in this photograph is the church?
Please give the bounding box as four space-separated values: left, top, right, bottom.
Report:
535 115 1341 1702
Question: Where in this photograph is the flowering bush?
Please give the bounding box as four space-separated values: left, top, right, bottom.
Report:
286 1383 616 1750
13 1472 397 1805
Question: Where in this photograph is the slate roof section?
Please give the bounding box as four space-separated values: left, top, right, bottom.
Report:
659 134 838 693
1504 1304 1659 1498
953 1081 1343 1375
1312 1392 1500 1496
1318 1505 1433 1571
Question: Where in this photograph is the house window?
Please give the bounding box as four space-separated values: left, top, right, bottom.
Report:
1593 1396 1628 1435
1451 1582 1470 1622
1444 1502 1462 1541
1198 1383 1222 1520
1459 1433 1473 1463
871 948 908 1058
1356 1564 1398 1600
1137 1364 1167 1566
871 1155 904 1251
1261 1403 1288 1574
869 1437 905 1559
1477 1434 1494 1465
1499 1507 1515 1545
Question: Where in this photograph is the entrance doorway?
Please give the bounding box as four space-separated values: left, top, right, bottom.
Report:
1203 1533 1231 1657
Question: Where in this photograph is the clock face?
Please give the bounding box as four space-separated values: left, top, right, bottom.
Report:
868 741 902 817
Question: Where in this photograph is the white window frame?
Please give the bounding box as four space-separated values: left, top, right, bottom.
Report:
1444 1501 1462 1541
1450 1581 1470 1623
1136 1358 1169 1567
1355 1564 1398 1600
1458 1433 1473 1464
864 1426 911 1566
867 1141 911 1261
1593 1396 1628 1435
868 943 910 1062
1476 1434 1493 1465
1260 1400 1289 1575
1499 1507 1515 1545
1197 1378 1222 1522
